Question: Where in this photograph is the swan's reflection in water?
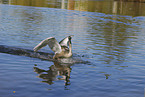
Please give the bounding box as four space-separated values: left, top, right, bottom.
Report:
34 61 72 88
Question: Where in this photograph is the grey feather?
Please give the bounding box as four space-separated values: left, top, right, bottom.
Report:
33 37 62 53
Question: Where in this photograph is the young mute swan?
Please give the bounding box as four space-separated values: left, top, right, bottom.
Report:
33 35 73 59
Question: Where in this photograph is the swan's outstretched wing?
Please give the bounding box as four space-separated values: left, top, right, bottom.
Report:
33 37 62 53
59 35 73 46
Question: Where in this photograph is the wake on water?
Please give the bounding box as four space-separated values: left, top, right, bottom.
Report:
0 45 89 64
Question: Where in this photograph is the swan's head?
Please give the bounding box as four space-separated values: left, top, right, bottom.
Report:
68 35 74 44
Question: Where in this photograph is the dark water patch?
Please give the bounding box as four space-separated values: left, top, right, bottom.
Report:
0 45 53 60
0 45 89 64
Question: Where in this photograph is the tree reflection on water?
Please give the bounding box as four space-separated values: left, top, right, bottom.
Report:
1 0 145 16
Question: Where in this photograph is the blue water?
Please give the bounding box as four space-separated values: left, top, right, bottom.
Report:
0 4 145 97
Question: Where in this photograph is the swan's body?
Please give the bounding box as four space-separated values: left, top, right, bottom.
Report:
33 35 73 59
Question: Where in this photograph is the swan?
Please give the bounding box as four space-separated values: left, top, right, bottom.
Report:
33 35 73 59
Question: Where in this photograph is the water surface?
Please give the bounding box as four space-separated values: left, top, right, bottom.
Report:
0 0 145 97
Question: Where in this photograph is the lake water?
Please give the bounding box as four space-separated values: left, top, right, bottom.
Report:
0 0 145 97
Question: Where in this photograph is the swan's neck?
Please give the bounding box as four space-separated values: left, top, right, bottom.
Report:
69 40 72 54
